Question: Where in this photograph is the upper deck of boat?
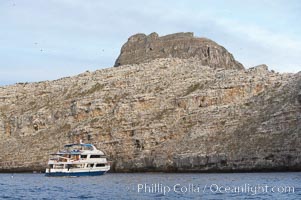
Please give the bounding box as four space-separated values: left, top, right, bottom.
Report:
51 143 105 156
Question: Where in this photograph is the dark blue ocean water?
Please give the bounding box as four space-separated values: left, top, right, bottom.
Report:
0 172 300 199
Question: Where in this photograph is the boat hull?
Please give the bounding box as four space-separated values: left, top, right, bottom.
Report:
45 170 107 177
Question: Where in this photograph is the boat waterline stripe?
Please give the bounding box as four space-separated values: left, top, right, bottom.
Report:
45 171 107 177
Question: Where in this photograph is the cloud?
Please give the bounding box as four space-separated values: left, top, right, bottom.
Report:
210 18 301 72
216 18 301 52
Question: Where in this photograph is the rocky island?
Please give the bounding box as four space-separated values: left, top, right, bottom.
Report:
0 32 300 172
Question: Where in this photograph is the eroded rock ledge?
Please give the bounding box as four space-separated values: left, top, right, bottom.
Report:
114 32 244 70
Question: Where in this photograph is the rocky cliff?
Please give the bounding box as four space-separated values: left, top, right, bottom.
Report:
0 33 300 172
114 32 244 70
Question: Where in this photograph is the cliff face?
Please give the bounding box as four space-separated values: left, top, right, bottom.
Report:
0 33 300 172
114 32 244 70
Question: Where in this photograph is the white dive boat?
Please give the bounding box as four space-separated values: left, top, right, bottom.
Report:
45 142 110 177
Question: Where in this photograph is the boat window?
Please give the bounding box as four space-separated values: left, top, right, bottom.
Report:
96 163 105 167
49 164 53 168
90 155 101 158
81 155 87 158
74 164 83 168
87 164 94 168
54 164 64 169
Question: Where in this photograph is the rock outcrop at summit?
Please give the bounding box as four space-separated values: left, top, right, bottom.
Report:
114 32 244 70
0 33 300 173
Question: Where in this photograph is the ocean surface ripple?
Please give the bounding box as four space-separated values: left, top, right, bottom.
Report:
0 172 300 199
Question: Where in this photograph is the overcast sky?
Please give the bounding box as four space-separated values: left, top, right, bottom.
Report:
1 0 300 85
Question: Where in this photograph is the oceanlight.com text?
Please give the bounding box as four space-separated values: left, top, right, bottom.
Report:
127 183 295 196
